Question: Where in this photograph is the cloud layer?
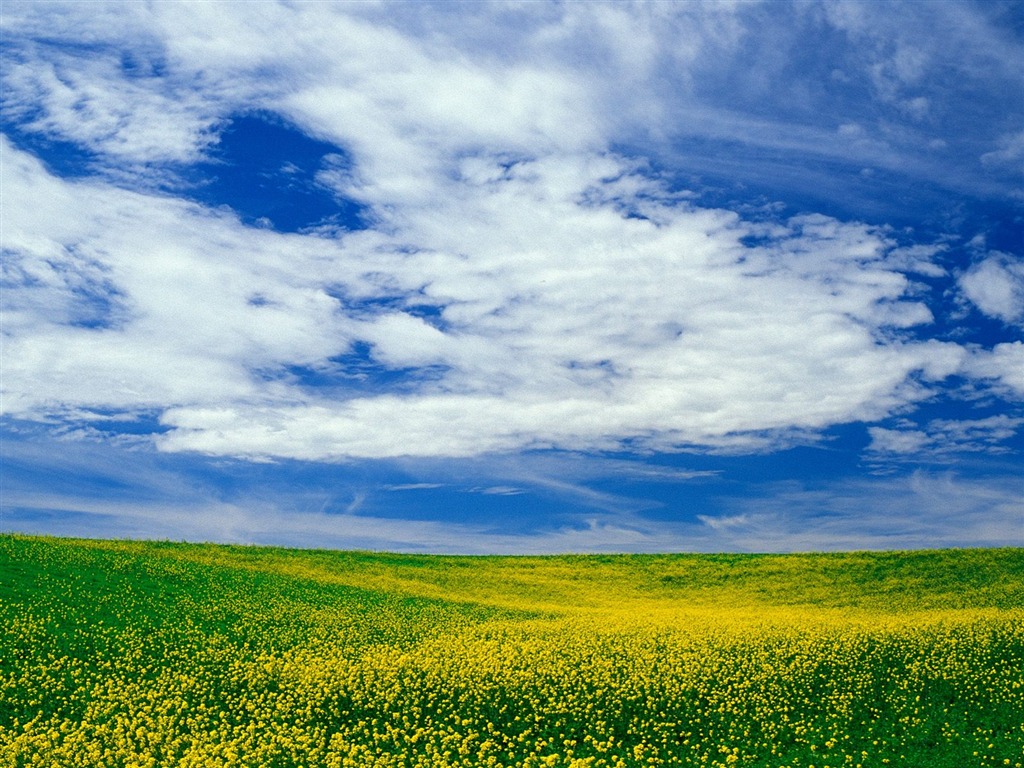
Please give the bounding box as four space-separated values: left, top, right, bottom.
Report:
3 129 972 459
1 1 1021 551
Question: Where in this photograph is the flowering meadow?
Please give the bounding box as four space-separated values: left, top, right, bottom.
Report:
1 536 1022 768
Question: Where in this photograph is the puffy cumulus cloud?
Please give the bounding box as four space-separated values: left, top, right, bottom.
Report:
959 252 1024 326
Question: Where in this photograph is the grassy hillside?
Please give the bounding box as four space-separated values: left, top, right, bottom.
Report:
1 535 1022 767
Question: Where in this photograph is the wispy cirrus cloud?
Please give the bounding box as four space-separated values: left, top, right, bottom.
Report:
5 444 1019 553
867 415 1024 459
698 472 1024 552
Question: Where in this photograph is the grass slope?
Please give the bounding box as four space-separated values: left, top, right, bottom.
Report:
1 535 1022 767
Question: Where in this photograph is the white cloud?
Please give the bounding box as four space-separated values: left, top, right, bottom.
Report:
3 0 1016 200
959 252 1024 326
0 112 970 462
0 0 1017 466
1 3 223 170
157 180 967 459
2 54 218 168
866 427 931 456
966 342 1024 397
868 414 1024 458
883 243 947 278
0 136 362 415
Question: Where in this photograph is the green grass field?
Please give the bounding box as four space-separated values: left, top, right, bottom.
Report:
1 535 1022 767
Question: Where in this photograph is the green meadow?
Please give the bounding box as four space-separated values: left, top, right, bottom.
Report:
1 535 1022 767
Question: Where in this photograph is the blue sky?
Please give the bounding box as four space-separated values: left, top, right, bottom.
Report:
1 0 1022 553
